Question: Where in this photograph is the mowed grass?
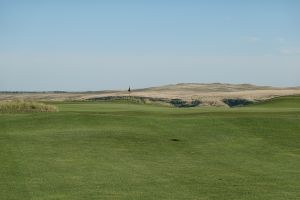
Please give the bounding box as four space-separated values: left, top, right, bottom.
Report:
250 96 300 108
1 97 300 199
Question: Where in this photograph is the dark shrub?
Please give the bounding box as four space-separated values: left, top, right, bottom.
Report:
223 99 253 107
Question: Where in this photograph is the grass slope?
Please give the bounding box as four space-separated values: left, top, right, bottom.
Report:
0 97 300 200
250 96 300 108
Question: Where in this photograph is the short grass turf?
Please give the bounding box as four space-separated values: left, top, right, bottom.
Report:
1 97 300 200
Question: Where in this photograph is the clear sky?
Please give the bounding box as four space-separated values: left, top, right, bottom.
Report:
0 0 300 91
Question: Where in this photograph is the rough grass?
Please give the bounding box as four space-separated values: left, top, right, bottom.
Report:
0 100 58 113
0 97 299 199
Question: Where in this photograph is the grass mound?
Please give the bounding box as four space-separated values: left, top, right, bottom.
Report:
0 100 58 113
249 96 300 108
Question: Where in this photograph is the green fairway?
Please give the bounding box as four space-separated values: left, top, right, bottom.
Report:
1 97 300 200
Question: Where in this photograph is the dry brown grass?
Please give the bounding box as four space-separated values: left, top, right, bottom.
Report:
0 100 58 113
1 83 300 107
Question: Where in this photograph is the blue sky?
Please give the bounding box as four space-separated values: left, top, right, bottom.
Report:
0 0 300 91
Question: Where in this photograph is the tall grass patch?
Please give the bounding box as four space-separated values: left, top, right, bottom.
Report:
0 100 58 113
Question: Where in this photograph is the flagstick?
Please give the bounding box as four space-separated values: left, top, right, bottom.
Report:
128 86 131 100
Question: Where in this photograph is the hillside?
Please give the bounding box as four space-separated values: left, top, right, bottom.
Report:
249 96 300 108
1 83 300 107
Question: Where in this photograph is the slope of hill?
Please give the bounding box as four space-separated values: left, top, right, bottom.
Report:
80 83 300 106
249 96 300 108
1 83 300 107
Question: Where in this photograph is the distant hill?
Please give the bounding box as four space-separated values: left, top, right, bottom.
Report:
1 83 300 107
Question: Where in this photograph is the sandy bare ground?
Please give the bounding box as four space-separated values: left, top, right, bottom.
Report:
1 83 300 106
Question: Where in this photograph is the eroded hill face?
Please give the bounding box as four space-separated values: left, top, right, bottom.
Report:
1 83 300 107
